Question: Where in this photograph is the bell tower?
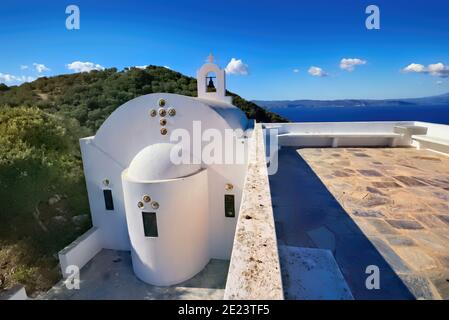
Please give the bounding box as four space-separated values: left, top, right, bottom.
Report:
197 54 232 103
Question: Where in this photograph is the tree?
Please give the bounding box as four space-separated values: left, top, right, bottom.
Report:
0 106 91 293
0 65 286 132
0 83 9 92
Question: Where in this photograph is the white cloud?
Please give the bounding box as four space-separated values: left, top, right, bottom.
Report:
308 66 328 77
33 63 50 73
163 66 171 70
67 61 105 73
0 73 16 83
428 63 449 77
0 73 35 84
293 68 300 73
225 58 249 75
20 65 29 70
402 63 426 73
340 58 367 72
402 62 449 78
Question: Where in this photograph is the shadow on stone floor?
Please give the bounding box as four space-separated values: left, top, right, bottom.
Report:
269 147 415 300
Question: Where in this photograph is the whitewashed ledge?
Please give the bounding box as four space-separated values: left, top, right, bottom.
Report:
0 285 28 300
224 123 284 300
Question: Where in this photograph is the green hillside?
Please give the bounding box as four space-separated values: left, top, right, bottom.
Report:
0 66 285 296
0 66 286 133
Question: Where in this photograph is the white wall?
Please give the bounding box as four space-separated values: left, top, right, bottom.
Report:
265 121 415 134
265 121 416 147
207 161 248 259
58 227 103 278
122 169 209 286
415 121 449 140
80 138 130 250
410 121 449 153
2 286 28 300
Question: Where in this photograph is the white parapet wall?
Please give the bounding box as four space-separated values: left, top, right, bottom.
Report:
264 121 416 148
0 285 28 300
412 121 449 154
264 121 416 134
263 121 449 152
416 121 449 139
58 227 103 278
224 123 284 300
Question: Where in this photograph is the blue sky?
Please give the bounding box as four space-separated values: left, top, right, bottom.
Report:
1 0 449 100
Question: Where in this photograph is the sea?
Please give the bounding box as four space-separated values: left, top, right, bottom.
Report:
267 105 449 125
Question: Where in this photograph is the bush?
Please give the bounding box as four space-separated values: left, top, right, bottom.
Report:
0 107 90 294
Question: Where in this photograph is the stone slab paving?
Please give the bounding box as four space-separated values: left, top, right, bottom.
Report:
271 148 412 299
40 250 228 300
297 147 449 299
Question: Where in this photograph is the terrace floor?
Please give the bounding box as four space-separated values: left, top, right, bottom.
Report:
40 250 229 300
270 147 449 300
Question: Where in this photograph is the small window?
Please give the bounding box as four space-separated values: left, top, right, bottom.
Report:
142 212 158 237
225 194 235 218
103 189 114 210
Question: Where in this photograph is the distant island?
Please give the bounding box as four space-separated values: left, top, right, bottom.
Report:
254 93 449 124
254 92 449 109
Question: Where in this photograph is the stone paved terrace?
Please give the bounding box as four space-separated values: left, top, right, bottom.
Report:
270 146 449 300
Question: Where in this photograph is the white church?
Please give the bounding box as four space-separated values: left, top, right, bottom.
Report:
69 55 251 286
20 55 449 301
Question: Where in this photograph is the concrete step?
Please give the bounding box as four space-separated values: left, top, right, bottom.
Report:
278 245 353 300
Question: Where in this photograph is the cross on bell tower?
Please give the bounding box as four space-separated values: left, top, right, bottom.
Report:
207 53 214 63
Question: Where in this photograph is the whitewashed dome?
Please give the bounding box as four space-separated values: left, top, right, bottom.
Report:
127 143 201 181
